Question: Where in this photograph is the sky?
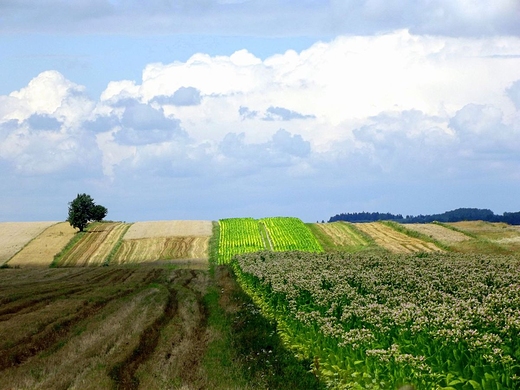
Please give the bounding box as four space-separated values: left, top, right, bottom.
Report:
1 1 520 223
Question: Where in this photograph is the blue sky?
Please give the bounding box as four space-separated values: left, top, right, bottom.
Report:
1 1 520 222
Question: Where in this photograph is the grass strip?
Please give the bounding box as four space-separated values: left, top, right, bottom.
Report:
306 223 336 252
50 231 85 268
103 223 132 266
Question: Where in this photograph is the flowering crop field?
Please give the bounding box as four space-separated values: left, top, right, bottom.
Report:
232 251 520 389
218 217 323 264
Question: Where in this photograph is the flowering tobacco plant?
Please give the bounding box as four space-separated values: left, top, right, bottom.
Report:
232 251 520 389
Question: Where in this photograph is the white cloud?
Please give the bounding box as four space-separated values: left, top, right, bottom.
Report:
2 30 520 220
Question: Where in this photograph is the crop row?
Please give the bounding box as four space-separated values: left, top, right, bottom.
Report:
232 251 520 389
217 217 323 264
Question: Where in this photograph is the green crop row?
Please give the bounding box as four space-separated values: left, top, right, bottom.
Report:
260 217 323 253
217 218 266 264
217 217 323 264
232 251 520 389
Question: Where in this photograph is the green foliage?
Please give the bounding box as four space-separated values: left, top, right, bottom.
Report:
217 217 323 264
67 193 108 232
260 217 323 253
232 251 520 389
218 218 266 264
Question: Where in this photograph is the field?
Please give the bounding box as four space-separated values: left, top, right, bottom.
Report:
232 251 520 389
0 222 58 266
56 222 131 266
0 264 320 390
355 222 443 253
7 222 77 267
404 223 471 244
2 216 520 389
217 217 322 264
309 222 370 252
112 220 213 266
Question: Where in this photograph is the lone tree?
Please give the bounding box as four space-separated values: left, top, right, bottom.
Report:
67 193 108 232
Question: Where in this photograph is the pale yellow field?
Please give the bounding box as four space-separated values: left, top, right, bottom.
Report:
404 223 470 243
7 222 77 267
355 222 443 253
0 221 58 265
123 220 213 240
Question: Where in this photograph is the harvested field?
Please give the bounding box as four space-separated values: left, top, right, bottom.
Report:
448 221 520 241
0 265 318 390
124 220 213 239
0 221 58 265
447 221 520 252
355 222 443 253
112 236 210 264
7 222 77 267
404 223 471 244
58 222 130 266
0 267 210 389
313 222 368 250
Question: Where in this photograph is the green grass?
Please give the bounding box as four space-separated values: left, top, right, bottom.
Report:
50 230 86 268
103 223 132 266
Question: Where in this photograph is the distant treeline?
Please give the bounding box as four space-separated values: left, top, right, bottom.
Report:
328 208 520 225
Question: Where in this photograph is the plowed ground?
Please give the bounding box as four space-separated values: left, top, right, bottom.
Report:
355 222 443 253
7 222 77 267
58 222 130 266
0 222 58 265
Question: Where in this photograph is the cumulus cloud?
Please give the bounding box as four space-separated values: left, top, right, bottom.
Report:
2 30 520 221
506 80 520 110
262 106 315 121
151 87 202 106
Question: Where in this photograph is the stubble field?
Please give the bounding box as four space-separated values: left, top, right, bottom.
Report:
354 222 443 253
0 222 58 266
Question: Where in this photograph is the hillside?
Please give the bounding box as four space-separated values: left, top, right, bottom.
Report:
1 217 519 389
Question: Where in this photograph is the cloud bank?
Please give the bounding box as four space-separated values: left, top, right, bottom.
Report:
1 0 519 37
1 31 520 221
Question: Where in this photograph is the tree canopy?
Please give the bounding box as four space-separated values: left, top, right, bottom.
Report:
67 193 108 232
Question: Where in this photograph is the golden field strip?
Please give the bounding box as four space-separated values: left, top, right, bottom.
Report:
355 222 443 253
113 220 213 265
7 222 77 267
58 222 131 266
404 223 470 243
313 222 368 250
0 222 58 265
